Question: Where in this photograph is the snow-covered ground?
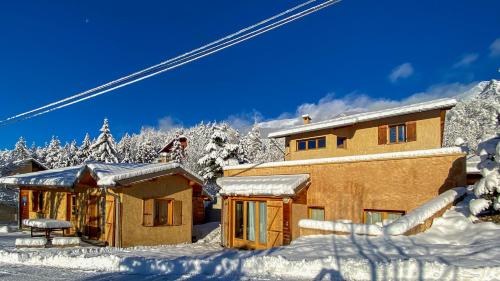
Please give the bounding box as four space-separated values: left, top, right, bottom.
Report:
1 195 499 280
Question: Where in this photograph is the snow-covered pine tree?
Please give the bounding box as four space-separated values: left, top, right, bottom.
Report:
241 124 264 163
469 135 500 220
197 124 245 181
45 136 62 169
184 122 211 173
11 137 32 161
77 133 92 163
170 132 187 164
57 143 70 168
135 138 157 163
34 143 48 165
63 140 80 167
117 133 132 163
88 119 119 163
261 137 285 162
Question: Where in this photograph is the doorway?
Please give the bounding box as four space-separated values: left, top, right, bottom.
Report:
85 195 101 240
19 190 29 221
232 200 267 249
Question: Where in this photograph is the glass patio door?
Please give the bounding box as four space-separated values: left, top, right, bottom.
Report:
233 200 267 248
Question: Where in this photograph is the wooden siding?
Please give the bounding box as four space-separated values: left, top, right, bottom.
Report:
285 109 447 161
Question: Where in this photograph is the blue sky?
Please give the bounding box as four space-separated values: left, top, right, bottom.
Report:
0 0 499 149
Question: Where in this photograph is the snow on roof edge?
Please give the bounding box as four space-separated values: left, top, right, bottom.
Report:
224 147 465 171
217 174 310 197
0 165 86 188
97 162 203 187
0 162 203 189
268 98 457 138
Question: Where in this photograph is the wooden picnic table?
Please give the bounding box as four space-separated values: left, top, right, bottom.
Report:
22 219 72 240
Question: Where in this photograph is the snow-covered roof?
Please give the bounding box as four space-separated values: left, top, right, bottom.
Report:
95 162 203 187
217 174 310 197
0 158 48 177
0 162 203 189
224 147 465 171
268 98 457 138
0 165 85 188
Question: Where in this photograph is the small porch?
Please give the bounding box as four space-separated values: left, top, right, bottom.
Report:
217 174 310 249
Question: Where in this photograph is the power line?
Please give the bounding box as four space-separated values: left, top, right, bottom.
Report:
0 0 340 127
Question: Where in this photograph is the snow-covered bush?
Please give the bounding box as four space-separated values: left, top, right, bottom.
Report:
469 135 500 219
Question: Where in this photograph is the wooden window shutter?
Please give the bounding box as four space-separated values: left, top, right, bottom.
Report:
32 191 39 212
143 199 154 226
378 125 388 145
406 121 417 142
173 200 182 226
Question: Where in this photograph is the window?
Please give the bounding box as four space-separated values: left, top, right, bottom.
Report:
337 136 346 149
363 209 405 225
389 124 406 144
71 194 77 216
308 207 325 221
31 191 44 212
235 201 244 239
307 139 317 149
143 198 182 226
317 138 326 148
155 199 171 225
379 122 417 145
296 137 326 151
258 202 267 244
297 140 307 151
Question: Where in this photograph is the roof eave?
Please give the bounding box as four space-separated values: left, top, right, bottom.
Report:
267 98 457 138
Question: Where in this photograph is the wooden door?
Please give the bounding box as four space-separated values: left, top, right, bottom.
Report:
86 196 101 240
19 190 29 221
267 200 283 248
104 197 115 246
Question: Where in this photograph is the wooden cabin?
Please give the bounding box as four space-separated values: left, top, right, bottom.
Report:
157 135 188 163
0 162 204 247
217 98 467 249
0 159 47 223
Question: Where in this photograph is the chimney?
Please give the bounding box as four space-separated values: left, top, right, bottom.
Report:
302 114 312 125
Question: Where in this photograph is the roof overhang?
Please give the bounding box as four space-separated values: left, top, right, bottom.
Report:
217 174 310 197
268 98 457 138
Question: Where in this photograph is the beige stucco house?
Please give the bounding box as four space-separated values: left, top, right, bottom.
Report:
217 98 467 249
0 162 205 247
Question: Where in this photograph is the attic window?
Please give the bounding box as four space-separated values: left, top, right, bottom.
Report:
389 124 406 144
